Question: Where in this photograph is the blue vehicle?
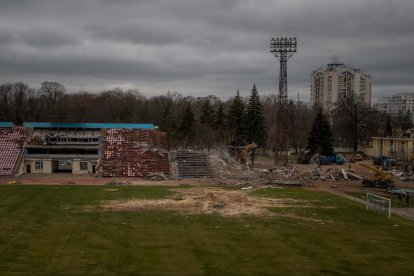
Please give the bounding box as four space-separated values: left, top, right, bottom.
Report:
373 156 396 167
319 155 345 165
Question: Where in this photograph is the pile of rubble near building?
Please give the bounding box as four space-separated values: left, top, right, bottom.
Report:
258 167 362 185
100 129 170 177
208 147 363 185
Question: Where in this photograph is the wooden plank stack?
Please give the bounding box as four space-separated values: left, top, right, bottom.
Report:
101 129 170 177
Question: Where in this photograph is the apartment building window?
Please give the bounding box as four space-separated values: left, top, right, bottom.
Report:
80 161 88 171
35 161 43 170
360 77 366 92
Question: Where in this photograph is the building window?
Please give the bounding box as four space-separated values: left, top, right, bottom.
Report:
80 162 88 171
360 77 366 92
35 161 43 170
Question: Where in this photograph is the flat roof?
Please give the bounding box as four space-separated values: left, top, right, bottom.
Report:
372 136 414 141
23 122 155 129
0 122 14 128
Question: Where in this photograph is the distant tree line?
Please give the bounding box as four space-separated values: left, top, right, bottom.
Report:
0 81 409 154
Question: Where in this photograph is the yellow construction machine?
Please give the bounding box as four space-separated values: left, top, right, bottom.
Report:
356 161 395 189
236 143 257 164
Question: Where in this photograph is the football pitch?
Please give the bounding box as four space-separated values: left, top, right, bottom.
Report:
0 185 413 275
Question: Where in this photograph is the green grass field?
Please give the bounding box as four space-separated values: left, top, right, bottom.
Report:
0 185 413 275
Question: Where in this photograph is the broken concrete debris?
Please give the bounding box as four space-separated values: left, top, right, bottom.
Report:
145 172 169 181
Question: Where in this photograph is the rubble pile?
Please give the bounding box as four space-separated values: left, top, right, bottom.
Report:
260 167 362 184
209 153 257 179
101 129 170 177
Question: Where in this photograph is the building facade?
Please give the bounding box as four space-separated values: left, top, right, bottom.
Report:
373 93 414 118
0 122 171 178
370 136 414 162
310 59 372 110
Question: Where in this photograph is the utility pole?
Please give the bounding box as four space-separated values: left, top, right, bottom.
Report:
271 37 297 166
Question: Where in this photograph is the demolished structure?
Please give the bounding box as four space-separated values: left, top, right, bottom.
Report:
0 124 27 176
101 128 169 177
0 122 170 177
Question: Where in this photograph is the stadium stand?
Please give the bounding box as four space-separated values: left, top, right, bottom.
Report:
0 127 27 176
101 129 169 177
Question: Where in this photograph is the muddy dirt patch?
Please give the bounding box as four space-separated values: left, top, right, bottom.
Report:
90 187 332 220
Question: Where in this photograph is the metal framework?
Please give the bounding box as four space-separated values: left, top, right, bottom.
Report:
271 37 297 166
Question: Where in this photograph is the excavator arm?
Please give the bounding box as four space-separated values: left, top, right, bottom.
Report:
236 143 257 164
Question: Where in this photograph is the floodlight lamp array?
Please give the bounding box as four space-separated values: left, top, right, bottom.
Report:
270 37 297 54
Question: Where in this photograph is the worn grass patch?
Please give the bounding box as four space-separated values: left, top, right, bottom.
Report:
0 185 413 275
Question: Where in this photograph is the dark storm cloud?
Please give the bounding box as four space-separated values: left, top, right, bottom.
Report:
0 0 413 101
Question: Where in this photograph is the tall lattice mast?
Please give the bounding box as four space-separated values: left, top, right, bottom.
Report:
271 37 297 166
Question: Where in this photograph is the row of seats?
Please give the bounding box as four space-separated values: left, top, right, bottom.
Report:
0 128 27 176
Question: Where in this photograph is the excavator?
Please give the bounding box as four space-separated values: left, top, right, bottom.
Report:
356 161 395 189
236 143 257 165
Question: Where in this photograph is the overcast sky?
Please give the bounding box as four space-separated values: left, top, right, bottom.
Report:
0 0 413 102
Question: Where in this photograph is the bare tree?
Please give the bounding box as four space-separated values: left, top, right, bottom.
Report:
10 82 31 124
39 81 66 106
333 93 375 151
0 83 12 121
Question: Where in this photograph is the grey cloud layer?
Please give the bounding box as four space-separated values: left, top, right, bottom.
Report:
0 0 413 100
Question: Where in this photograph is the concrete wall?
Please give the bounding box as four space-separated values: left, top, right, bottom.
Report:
72 160 95 175
24 159 53 174
371 137 414 161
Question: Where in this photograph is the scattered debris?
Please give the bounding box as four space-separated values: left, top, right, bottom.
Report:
209 148 363 184
103 188 118 192
145 172 169 181
61 181 76 185
341 169 348 180
7 180 22 185
346 172 363 180
241 186 253 190
269 179 303 186
105 180 131 186
388 188 414 196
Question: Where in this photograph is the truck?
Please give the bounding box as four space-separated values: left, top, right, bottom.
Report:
320 155 346 165
354 153 363 161
372 155 396 167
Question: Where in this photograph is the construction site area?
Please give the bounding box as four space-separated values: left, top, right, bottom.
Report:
1 121 414 221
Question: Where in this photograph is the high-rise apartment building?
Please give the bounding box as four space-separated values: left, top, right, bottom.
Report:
310 57 372 110
374 93 414 116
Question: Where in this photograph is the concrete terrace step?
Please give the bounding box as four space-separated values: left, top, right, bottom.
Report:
176 151 212 178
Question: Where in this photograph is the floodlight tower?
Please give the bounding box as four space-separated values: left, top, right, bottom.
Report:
271 37 297 166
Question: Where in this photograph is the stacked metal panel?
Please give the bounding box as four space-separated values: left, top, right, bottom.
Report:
101 129 169 177
0 127 27 176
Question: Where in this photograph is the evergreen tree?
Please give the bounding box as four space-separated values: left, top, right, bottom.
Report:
227 90 245 146
160 101 177 148
245 84 266 147
199 101 215 149
307 108 334 155
200 101 215 127
214 103 226 130
178 104 196 146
